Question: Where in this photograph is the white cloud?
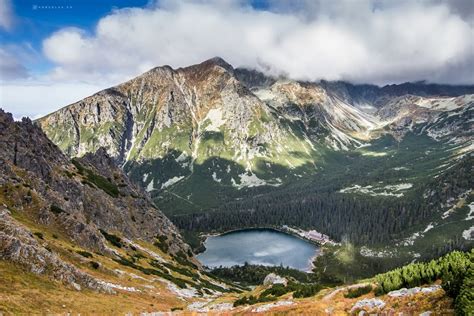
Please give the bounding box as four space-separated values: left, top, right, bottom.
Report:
0 0 14 31
0 81 109 119
2 0 474 118
41 0 473 85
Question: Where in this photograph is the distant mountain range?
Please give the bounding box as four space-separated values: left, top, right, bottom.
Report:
37 57 473 214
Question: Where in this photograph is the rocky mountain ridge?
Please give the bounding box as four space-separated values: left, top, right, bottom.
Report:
37 57 474 212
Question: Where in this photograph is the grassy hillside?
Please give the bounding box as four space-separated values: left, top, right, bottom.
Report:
1 246 470 314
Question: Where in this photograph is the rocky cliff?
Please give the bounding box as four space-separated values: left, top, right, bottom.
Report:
0 109 196 291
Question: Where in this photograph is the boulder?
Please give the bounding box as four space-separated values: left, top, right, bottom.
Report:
350 298 385 313
263 273 288 286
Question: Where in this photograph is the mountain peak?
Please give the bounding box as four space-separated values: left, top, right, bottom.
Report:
196 56 234 72
176 56 235 83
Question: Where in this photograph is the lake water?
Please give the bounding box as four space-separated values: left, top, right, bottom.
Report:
196 229 320 271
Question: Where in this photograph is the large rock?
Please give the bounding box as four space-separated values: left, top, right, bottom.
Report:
263 273 288 286
350 298 386 313
0 208 110 292
387 285 441 297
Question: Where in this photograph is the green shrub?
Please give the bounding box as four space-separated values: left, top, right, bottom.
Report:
64 170 74 178
157 235 168 243
76 250 93 258
71 159 85 173
33 232 44 240
198 279 227 293
99 229 123 248
259 282 322 299
209 263 317 285
72 159 119 198
293 284 322 298
344 285 373 298
234 281 323 307
90 261 100 269
233 295 255 307
375 250 472 295
455 264 474 315
113 256 136 268
153 240 169 253
50 204 65 215
161 262 197 278
260 284 289 298
374 285 385 296
132 252 145 260
113 255 189 289
233 294 276 307
173 250 197 268
87 172 119 198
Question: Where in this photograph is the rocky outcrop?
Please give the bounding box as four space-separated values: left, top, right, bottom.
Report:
350 298 386 313
263 273 288 286
0 208 110 292
387 285 441 297
251 300 294 313
377 94 474 142
0 109 194 274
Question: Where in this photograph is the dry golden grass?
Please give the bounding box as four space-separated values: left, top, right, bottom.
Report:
0 255 455 316
0 261 185 315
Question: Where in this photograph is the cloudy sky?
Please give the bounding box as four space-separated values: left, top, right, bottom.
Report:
0 0 473 118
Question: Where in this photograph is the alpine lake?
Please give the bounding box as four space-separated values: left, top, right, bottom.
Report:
197 228 320 272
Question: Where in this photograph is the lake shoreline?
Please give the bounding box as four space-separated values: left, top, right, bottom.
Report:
197 227 323 272
199 226 327 248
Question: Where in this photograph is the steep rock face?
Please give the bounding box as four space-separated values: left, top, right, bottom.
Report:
253 80 378 150
0 109 194 284
376 94 474 142
0 208 110 292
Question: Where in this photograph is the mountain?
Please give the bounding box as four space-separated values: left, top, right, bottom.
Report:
37 57 474 214
38 57 322 200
